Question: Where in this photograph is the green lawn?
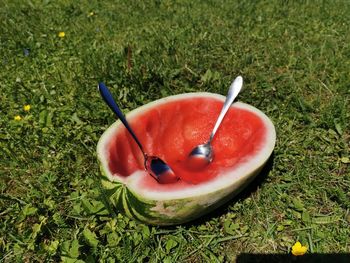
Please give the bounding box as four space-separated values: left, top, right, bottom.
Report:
1 0 349 262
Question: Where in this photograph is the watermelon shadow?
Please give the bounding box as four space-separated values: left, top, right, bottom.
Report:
236 253 350 263
182 152 275 227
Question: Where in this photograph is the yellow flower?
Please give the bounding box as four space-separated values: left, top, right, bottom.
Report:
291 241 307 256
88 11 95 17
14 115 22 121
24 105 31 111
58 31 65 38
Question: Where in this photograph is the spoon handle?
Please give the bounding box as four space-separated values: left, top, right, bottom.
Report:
98 82 145 155
208 76 243 143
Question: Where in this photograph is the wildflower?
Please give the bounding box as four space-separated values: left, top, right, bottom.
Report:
23 48 30 56
58 31 65 38
24 105 31 112
14 115 22 121
291 241 307 256
88 11 95 17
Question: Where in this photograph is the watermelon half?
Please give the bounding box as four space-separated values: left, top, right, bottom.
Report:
97 92 276 225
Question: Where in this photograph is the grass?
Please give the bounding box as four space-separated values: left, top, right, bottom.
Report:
1 0 349 261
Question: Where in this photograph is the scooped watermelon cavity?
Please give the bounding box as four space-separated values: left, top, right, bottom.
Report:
97 92 276 225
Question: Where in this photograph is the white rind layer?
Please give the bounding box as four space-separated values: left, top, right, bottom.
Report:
97 92 276 201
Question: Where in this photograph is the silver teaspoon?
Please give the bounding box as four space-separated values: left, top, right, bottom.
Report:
98 82 179 184
187 76 243 170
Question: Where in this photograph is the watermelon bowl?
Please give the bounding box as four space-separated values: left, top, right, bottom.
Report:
97 92 276 225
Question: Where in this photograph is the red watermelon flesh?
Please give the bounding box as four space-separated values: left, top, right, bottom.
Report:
107 97 266 187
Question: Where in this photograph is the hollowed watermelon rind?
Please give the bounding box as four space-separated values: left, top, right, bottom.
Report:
97 92 276 225
99 163 266 225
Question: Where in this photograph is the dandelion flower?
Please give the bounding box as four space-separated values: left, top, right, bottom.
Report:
14 115 22 121
291 241 307 256
24 105 31 111
58 31 65 38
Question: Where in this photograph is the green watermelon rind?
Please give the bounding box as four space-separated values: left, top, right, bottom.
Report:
99 163 265 225
97 92 276 225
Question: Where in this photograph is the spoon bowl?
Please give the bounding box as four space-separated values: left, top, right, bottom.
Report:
98 82 179 184
187 142 213 169
188 76 243 170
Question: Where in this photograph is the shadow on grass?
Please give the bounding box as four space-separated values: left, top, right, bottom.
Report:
236 253 350 263
183 153 275 227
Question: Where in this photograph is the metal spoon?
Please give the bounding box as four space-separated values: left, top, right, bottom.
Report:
187 76 243 170
98 82 179 184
